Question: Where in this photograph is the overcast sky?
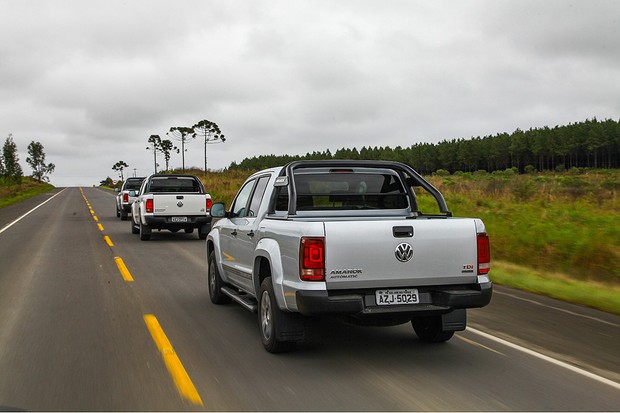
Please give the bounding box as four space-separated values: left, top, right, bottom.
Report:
1 0 619 186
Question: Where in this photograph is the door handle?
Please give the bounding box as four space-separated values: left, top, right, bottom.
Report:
231 230 238 237
247 230 255 238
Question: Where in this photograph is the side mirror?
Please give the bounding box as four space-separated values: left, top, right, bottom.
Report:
129 190 137 197
210 202 227 218
114 188 120 192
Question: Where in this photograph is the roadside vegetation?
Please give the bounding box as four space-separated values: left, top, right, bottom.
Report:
0 134 56 208
0 177 55 208
193 167 620 314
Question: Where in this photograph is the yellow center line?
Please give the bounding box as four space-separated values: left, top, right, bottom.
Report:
104 235 114 247
97 223 104 231
143 315 204 406
114 257 134 282
93 215 99 222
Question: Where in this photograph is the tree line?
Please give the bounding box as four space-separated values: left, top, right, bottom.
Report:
1 134 55 185
229 118 620 174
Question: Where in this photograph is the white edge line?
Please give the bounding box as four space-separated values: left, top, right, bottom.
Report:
468 327 620 391
0 188 67 235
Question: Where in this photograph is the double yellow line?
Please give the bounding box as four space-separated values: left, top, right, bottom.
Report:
80 188 203 406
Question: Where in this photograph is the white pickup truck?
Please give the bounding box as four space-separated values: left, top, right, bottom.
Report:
207 160 492 352
115 177 145 220
130 174 212 241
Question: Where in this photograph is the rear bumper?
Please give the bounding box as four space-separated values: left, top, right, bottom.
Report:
295 282 492 316
144 215 210 229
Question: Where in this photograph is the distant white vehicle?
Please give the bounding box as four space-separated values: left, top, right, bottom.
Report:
130 174 212 240
115 177 145 220
207 160 492 353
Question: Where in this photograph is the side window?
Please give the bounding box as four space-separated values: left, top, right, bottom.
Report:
139 179 148 195
247 176 270 217
231 179 255 218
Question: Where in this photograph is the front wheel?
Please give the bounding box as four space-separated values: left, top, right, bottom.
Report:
208 251 231 305
411 316 454 343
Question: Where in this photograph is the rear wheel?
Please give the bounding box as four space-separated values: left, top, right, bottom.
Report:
198 224 209 240
208 251 231 304
131 218 139 234
120 209 128 221
116 206 120 218
411 316 454 343
139 222 151 241
258 277 298 353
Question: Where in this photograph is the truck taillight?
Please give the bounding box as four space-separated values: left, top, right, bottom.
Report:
123 193 129 203
300 237 325 281
477 233 490 275
146 199 154 213
206 199 212 211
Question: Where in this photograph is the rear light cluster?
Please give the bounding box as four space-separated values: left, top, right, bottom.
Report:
206 198 213 211
300 237 325 281
145 199 154 213
477 233 491 275
123 193 129 203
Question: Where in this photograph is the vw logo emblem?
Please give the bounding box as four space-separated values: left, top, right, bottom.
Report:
177 201 184 207
395 243 413 262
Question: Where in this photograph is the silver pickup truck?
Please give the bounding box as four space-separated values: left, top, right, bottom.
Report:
130 174 212 241
207 160 492 352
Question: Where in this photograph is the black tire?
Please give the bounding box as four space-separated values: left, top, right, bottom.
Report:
184 228 194 234
258 277 297 353
411 316 454 343
116 206 120 218
139 222 151 241
198 224 209 240
208 251 231 305
131 218 139 234
120 210 128 221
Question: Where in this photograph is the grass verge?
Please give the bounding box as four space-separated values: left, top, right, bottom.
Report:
0 180 55 208
492 260 620 315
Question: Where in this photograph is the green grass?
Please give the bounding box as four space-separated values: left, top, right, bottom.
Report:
420 170 620 285
492 261 620 315
0 178 55 208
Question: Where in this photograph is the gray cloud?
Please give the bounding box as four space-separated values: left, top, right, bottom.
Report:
1 0 619 186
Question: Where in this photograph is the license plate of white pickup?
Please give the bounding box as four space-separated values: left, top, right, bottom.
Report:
170 216 188 223
375 288 419 306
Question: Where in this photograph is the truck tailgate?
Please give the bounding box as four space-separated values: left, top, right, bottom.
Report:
324 218 478 290
153 194 206 215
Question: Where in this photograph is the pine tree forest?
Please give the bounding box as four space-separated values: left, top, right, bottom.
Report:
230 118 620 174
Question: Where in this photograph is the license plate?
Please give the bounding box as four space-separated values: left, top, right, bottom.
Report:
171 216 188 223
375 289 419 306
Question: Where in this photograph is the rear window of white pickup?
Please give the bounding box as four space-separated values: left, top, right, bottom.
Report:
149 177 202 193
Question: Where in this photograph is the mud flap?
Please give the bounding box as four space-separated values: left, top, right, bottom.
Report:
441 309 467 331
276 311 306 342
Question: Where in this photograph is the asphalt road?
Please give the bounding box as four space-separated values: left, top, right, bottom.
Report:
0 187 618 411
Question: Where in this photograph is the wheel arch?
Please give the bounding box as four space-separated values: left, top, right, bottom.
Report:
254 238 287 309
